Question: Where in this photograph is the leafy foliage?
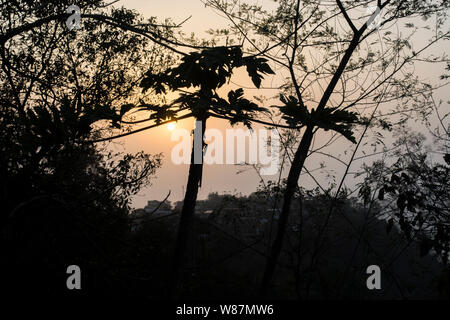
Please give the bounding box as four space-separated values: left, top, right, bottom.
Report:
275 94 359 143
361 134 449 263
137 46 274 125
141 46 273 92
0 0 165 295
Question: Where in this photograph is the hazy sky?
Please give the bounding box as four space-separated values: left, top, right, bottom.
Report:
115 0 290 209
114 1 449 209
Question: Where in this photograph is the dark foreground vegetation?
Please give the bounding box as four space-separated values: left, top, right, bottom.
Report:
3 184 450 299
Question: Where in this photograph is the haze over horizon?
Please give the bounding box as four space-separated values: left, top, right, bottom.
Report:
116 0 449 209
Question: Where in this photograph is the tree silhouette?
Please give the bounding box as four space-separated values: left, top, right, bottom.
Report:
0 0 172 294
204 0 450 296
138 45 274 296
360 130 449 264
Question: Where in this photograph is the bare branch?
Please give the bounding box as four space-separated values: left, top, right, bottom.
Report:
336 0 357 34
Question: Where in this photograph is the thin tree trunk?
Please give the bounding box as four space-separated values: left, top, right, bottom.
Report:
259 125 314 297
169 117 206 298
259 31 363 298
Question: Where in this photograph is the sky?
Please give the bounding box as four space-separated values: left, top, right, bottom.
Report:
114 0 450 209
115 0 287 208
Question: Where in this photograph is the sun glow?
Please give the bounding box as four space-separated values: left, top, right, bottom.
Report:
167 122 176 131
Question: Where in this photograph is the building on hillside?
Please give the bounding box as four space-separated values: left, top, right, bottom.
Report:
144 200 172 216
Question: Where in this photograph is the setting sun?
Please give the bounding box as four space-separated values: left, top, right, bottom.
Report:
167 122 176 131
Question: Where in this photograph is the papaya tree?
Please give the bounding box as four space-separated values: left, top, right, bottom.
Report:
137 45 276 296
